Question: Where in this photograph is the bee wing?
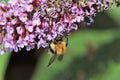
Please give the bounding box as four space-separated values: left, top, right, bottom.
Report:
47 54 57 67
58 54 64 61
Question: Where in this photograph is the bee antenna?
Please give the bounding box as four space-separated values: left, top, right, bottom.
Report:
66 36 68 47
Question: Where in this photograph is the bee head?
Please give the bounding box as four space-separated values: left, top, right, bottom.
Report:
54 35 63 44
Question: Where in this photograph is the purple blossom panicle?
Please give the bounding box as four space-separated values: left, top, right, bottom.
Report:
0 0 118 54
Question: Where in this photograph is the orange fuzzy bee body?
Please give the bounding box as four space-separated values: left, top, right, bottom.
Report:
47 36 68 67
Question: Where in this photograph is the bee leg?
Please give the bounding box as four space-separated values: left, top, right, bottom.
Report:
66 37 68 47
47 54 57 67
58 54 64 61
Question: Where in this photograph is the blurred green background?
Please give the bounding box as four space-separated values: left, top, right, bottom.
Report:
1 0 120 80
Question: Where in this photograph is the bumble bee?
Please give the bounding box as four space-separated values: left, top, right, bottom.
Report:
47 35 68 67
46 7 59 19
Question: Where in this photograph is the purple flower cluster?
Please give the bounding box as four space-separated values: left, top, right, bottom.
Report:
0 0 114 54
